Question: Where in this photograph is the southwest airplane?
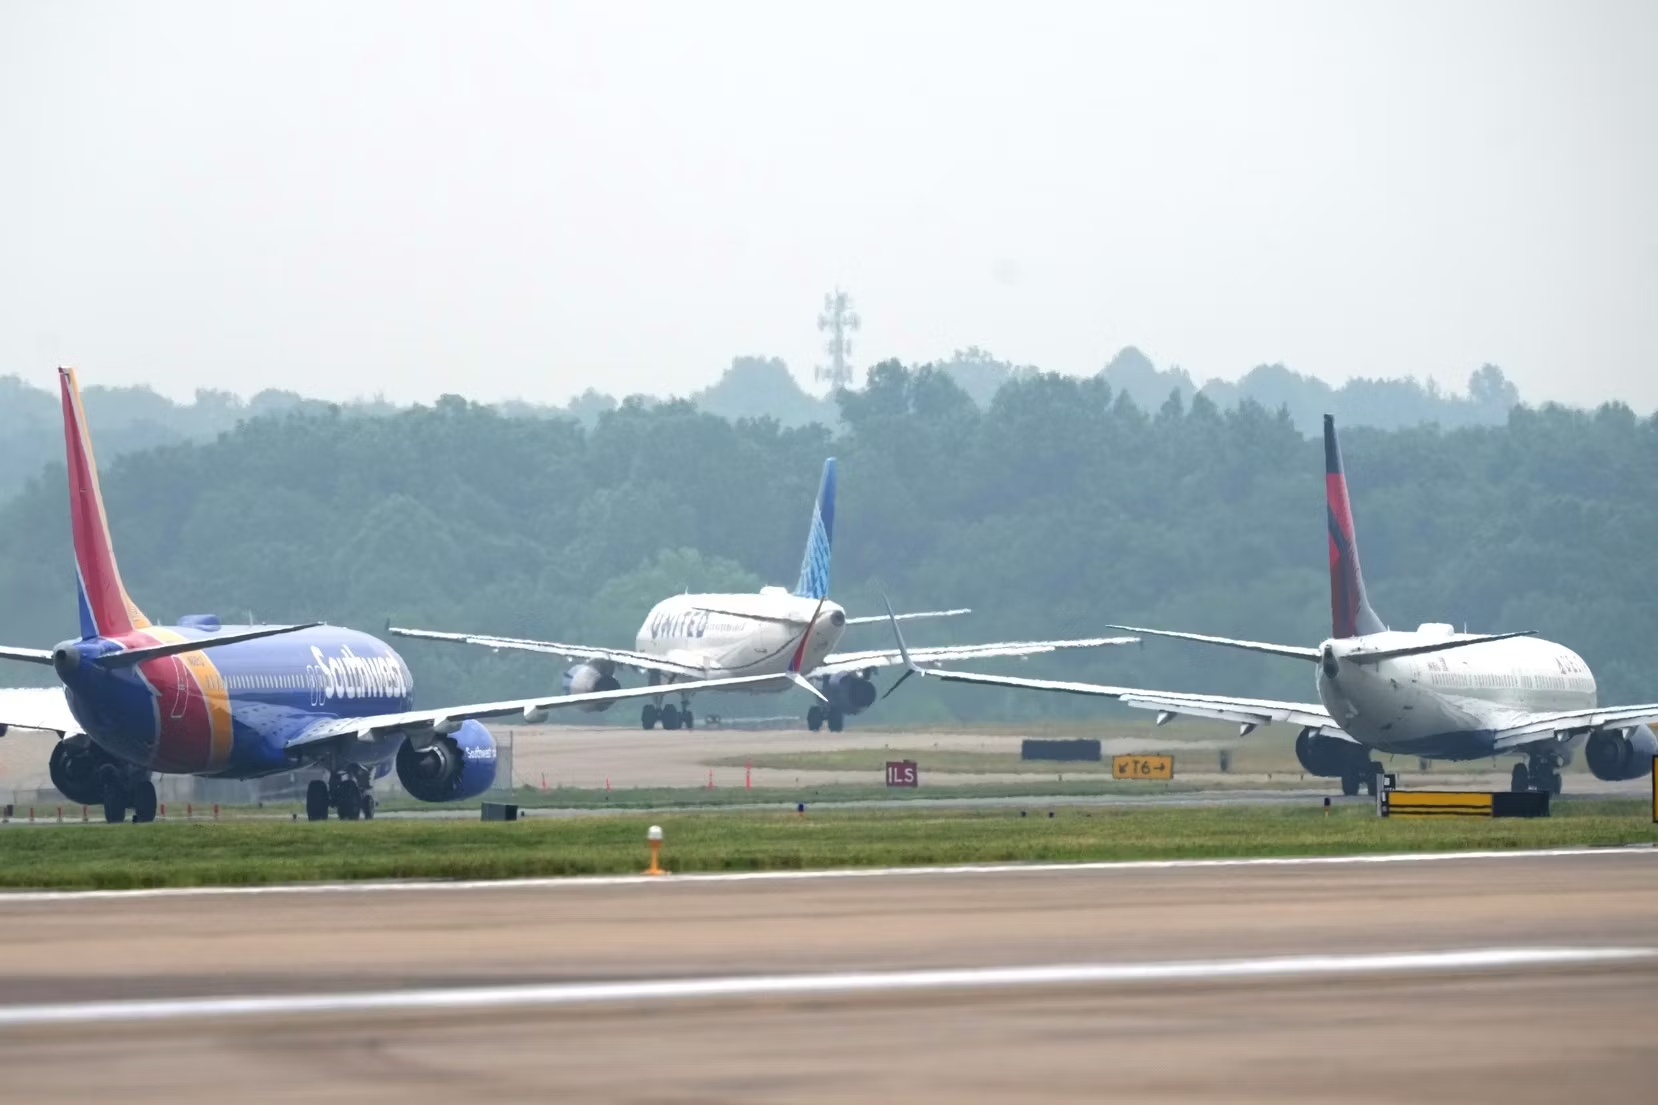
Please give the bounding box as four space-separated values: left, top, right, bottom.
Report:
897 416 1658 796
0 368 820 823
392 458 1135 733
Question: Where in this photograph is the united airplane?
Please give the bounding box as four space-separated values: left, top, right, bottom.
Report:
0 368 819 823
392 458 1135 732
897 416 1658 796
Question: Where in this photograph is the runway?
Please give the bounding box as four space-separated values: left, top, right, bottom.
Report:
0 850 1653 1102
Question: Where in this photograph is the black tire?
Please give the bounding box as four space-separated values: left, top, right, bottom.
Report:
660 704 681 731
641 704 658 730
306 780 329 822
336 780 362 821
681 710 694 730
361 794 376 820
1340 773 1360 797
1546 771 1563 796
806 706 824 732
101 776 128 824
1510 762 1530 793
131 779 157 824
827 706 845 733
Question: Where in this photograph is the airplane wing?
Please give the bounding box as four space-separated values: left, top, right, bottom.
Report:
1491 703 1658 752
0 646 53 666
814 636 1139 676
0 687 81 736
386 627 708 679
918 666 1347 738
1103 625 1321 661
284 670 824 750
842 608 971 626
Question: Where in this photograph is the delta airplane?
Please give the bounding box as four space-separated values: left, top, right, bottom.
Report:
0 368 820 823
896 416 1658 796
392 458 1135 733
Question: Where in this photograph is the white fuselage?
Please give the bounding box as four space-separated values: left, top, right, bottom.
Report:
634 588 847 691
1316 625 1596 760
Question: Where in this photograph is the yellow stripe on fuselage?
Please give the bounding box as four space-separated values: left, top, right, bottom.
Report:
137 628 234 771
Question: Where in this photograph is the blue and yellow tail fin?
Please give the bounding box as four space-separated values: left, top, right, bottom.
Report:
59 368 149 639
792 458 836 599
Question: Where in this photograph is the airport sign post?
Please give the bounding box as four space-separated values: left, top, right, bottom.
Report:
886 761 918 788
1111 754 1173 781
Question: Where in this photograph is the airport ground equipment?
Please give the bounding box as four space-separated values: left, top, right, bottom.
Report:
1022 739 1101 762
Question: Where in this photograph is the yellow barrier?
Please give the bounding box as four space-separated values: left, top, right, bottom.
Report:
1112 754 1173 781
1384 790 1549 818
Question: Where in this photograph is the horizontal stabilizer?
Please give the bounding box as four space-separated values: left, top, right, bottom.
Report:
1343 631 1536 665
1104 625 1321 661
96 623 322 668
0 645 54 666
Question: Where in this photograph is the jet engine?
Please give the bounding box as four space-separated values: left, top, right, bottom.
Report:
1584 726 1658 781
561 663 622 712
1294 728 1369 777
395 721 498 802
49 735 121 806
822 671 878 715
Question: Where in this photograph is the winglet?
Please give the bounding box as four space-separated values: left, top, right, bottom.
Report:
879 592 924 700
788 596 827 673
787 672 828 702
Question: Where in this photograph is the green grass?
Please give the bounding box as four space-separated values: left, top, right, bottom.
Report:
0 800 1650 890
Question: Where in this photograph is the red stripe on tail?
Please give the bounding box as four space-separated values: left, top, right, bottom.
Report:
59 368 149 637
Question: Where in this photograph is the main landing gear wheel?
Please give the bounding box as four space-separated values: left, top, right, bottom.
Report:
827 706 845 733
335 779 363 821
681 710 694 730
98 766 127 824
361 794 377 820
660 704 682 731
1511 763 1531 793
1340 773 1360 797
806 706 824 732
131 779 157 824
641 704 659 731
1362 760 1384 797
306 780 329 822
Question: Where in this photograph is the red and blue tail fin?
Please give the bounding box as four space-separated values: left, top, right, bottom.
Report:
59 368 149 639
1324 415 1384 639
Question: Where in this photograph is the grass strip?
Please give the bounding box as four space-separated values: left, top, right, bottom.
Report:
0 800 1650 890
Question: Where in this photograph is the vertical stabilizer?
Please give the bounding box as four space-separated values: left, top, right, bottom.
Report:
1324 415 1384 639
792 458 837 599
59 368 149 639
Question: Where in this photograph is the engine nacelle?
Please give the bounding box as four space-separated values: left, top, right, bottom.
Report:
1585 726 1658 782
396 720 498 803
49 735 120 806
561 663 622 712
823 671 877 715
1294 728 1369 778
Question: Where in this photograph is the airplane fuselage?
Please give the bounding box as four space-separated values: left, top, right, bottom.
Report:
59 623 414 778
1317 627 1596 760
634 590 847 688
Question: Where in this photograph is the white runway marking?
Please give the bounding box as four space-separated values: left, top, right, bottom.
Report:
0 947 1644 1028
0 845 1650 905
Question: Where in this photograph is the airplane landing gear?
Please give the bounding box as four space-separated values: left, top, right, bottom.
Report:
806 706 824 732
97 764 157 823
660 704 682 731
827 706 845 733
1513 756 1563 795
641 704 659 730
311 766 376 821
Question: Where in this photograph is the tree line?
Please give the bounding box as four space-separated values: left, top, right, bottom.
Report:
0 362 1650 723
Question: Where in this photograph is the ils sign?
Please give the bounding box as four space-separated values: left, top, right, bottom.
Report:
1112 754 1174 781
886 761 918 788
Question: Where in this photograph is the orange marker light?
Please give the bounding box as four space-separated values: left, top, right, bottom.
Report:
644 824 666 876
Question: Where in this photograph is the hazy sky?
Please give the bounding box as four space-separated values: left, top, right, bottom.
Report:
2 1 1654 408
